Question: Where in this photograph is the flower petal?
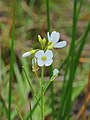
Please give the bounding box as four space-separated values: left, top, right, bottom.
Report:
45 50 53 59
35 50 44 59
53 68 59 76
37 59 44 67
44 59 53 66
54 41 67 48
51 31 60 44
22 52 31 57
47 32 52 42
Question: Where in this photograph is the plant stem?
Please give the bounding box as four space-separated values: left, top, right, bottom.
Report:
0 94 8 118
58 0 78 119
8 2 15 120
41 66 44 120
29 102 32 120
34 71 40 85
16 106 24 120
22 66 40 107
46 0 50 32
63 0 78 117
26 74 55 120
76 0 84 22
46 0 54 119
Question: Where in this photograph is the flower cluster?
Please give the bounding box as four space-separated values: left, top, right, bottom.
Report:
22 31 67 67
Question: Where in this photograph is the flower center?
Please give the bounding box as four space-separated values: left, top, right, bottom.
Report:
42 56 47 61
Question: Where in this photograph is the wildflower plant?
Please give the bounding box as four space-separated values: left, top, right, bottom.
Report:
22 31 67 120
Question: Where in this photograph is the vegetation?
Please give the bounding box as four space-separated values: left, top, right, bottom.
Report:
0 0 90 120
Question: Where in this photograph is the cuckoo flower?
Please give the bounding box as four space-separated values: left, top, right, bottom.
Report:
35 50 53 67
47 31 67 49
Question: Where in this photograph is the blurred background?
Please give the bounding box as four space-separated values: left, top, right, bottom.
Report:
0 0 90 119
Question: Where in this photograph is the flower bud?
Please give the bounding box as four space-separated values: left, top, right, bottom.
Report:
38 35 46 47
38 35 42 44
30 49 37 54
42 38 46 45
22 49 38 58
53 68 59 76
22 52 31 57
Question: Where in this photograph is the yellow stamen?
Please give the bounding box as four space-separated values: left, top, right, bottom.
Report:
42 56 47 61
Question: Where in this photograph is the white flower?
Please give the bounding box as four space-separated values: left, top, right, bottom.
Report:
53 68 59 76
47 31 67 48
35 50 53 67
22 52 31 57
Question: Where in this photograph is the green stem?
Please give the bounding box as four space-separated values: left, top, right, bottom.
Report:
63 0 78 117
41 66 44 120
76 0 83 22
46 0 54 119
29 102 32 120
8 3 15 120
0 94 8 118
16 106 24 120
35 71 39 80
26 75 55 120
58 0 78 119
22 66 40 107
46 0 50 32
69 0 77 56
34 71 40 85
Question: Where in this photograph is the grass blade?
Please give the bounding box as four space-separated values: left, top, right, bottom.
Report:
29 102 32 120
58 0 78 119
8 2 15 120
16 106 24 120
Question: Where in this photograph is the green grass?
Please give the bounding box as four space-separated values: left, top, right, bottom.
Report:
8 3 15 120
57 0 90 119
